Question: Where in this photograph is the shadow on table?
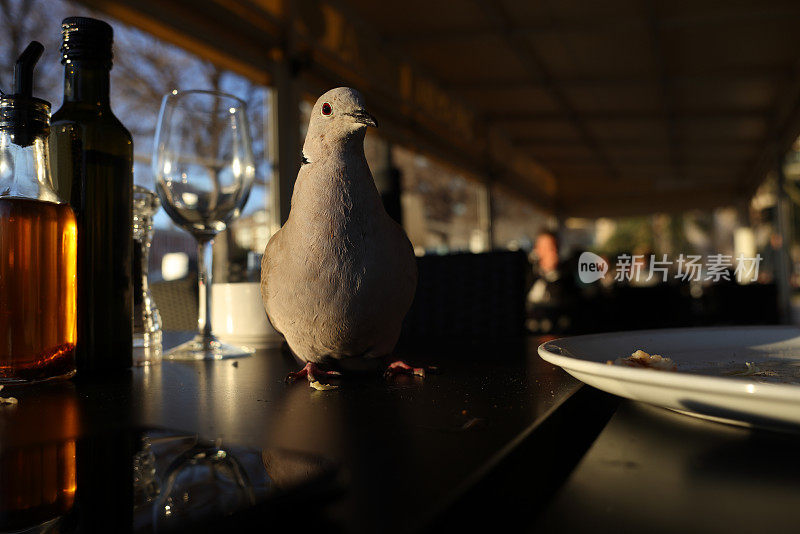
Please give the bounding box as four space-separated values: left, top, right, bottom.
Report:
533 401 800 533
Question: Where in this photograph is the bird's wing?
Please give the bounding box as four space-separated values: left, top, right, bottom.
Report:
386 216 418 312
399 224 419 305
261 228 286 335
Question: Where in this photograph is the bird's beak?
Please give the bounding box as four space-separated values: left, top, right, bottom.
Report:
347 109 378 128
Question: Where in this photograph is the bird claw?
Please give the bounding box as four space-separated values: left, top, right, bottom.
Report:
285 363 341 388
384 360 427 379
285 369 308 384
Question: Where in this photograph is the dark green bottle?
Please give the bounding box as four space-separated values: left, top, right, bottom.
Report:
50 17 133 373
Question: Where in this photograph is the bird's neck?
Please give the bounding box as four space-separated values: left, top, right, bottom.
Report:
302 129 366 164
289 133 382 229
330 135 365 162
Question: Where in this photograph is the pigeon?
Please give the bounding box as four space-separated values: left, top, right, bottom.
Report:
261 87 420 387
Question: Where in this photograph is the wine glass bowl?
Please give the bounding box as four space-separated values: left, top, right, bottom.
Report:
153 90 256 360
154 90 254 239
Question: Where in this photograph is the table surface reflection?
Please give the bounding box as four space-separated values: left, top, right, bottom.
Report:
7 332 797 533
1 333 581 533
534 400 800 533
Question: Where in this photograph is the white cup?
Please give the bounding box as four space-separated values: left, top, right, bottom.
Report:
211 282 283 349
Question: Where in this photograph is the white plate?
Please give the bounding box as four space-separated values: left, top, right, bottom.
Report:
538 326 800 431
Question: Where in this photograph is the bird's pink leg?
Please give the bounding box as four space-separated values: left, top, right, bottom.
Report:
285 362 342 384
384 360 426 378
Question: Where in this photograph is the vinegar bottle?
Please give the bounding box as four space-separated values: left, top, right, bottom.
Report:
50 17 133 373
0 42 77 383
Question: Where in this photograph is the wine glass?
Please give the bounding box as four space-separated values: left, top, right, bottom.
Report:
151 436 254 532
153 90 256 360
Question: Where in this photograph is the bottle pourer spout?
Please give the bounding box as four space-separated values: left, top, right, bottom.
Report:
14 41 44 97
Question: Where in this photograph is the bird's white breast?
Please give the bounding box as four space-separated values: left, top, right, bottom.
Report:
264 156 413 362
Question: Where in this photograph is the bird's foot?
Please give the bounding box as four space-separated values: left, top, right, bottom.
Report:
285 362 342 390
384 360 428 379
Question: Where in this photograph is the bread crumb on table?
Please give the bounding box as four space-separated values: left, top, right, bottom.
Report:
310 380 339 391
0 385 18 405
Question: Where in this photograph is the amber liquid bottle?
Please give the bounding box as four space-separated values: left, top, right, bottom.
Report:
50 17 133 373
0 42 77 383
0 199 77 381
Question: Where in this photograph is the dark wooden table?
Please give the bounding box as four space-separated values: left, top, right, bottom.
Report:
2 333 603 533
533 400 800 533
5 332 796 533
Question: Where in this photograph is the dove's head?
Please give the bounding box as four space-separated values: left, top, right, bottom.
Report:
302 87 377 163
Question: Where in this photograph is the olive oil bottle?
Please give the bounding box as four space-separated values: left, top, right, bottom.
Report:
50 17 133 373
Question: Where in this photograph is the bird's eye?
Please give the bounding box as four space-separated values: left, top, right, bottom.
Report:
321 102 332 116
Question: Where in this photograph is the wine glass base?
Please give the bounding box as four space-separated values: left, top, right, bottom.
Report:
165 334 255 361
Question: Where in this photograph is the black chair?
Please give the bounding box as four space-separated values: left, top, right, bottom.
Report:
401 250 528 344
702 282 779 325
150 277 198 332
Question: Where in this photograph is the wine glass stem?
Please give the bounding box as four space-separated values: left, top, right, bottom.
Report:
197 237 214 340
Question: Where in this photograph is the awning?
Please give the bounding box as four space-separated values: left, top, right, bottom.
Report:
80 0 800 217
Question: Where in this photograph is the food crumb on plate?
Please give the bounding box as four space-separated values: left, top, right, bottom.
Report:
607 349 677 371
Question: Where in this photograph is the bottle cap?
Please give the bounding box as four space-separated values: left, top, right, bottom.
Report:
0 41 51 147
60 16 113 67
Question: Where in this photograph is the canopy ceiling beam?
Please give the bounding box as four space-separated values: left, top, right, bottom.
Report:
385 5 800 44
488 109 771 122
536 155 745 165
79 0 279 84
447 68 788 91
561 187 742 218
512 137 760 147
